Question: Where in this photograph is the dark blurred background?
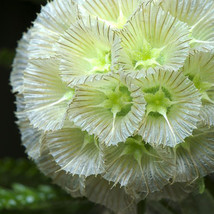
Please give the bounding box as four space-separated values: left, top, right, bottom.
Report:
1 0 47 158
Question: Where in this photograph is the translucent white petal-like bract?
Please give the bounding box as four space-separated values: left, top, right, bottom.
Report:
103 137 175 193
24 58 74 131
175 125 214 182
160 0 214 51
68 74 146 145
28 0 78 58
55 17 119 86
136 70 201 147
118 2 190 77
182 51 214 126
15 95 42 160
45 126 105 176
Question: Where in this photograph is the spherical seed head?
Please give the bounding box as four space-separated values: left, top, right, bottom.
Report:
10 0 214 213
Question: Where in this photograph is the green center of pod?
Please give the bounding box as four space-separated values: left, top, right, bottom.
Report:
188 74 214 103
103 12 127 29
82 132 99 149
144 86 173 117
121 135 153 165
102 85 133 116
131 41 165 70
87 50 111 74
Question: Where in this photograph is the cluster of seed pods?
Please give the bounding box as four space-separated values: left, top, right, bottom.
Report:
11 0 214 213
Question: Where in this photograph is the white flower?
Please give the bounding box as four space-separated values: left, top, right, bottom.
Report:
136 70 201 147
158 0 214 51
68 74 146 145
117 2 190 78
10 0 214 213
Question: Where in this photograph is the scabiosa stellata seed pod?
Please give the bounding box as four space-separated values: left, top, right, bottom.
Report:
10 0 214 213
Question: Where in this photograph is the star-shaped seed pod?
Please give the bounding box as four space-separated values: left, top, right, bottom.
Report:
43 122 105 176
28 0 78 59
37 141 86 198
54 17 120 86
68 74 146 145
175 124 214 183
78 0 143 29
15 95 41 160
181 50 214 126
103 135 175 194
136 70 202 147
23 58 75 131
10 30 32 94
159 0 214 51
84 176 138 214
117 2 190 78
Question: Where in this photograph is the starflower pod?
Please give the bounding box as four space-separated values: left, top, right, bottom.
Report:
23 58 75 131
117 2 190 78
136 70 202 147
54 17 120 86
15 95 41 160
181 50 214 126
159 0 214 51
78 0 142 29
68 74 146 145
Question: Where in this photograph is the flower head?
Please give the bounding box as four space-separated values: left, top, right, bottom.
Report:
10 0 214 213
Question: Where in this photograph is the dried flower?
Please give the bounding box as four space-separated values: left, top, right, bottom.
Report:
11 0 214 213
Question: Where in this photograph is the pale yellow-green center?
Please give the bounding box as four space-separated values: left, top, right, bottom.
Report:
131 42 165 70
111 12 127 29
102 85 133 116
121 135 153 164
87 50 111 74
189 74 214 103
63 89 75 100
99 11 127 29
144 86 173 117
